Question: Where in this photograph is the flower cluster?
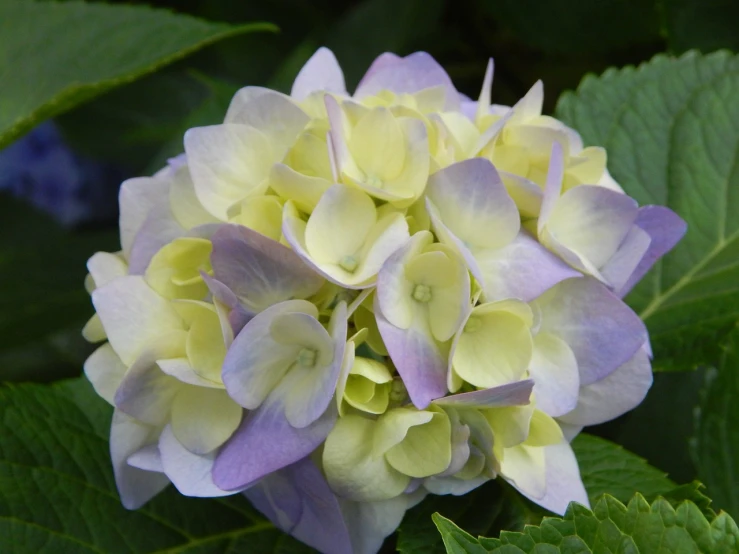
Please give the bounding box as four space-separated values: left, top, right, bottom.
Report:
83 49 686 554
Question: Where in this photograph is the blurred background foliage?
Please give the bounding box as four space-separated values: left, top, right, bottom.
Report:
1 0 738 527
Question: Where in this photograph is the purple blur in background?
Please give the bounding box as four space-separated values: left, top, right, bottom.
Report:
0 122 125 226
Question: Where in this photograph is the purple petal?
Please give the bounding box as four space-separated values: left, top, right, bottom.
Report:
617 206 687 297
158 425 235 497
222 299 317 410
110 410 169 509
201 272 254 343
533 278 648 385
476 232 581 302
374 294 448 410
213 393 337 490
211 224 324 312
245 457 352 554
128 203 184 275
538 142 565 233
599 225 651 292
291 47 347 100
114 347 183 425
558 346 653 426
355 52 460 111
433 379 533 408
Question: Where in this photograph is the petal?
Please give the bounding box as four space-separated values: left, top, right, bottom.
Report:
211 224 324 312
376 231 431 330
538 141 565 233
351 212 410 285
222 299 317 409
475 59 494 122
268 163 331 214
384 409 452 478
514 439 590 515
114 344 185 425
558 346 652 426
322 414 410 502
499 171 543 218
533 278 648 385
305 184 377 264
452 302 533 389
84 343 127 405
373 408 435 456
475 232 581 302
224 90 309 155
599 225 651 291
433 379 533 409
170 387 243 454
617 205 687 297
348 107 407 179
426 158 519 251
87 252 128 289
509 80 543 124
246 457 352 554
543 185 639 270
291 47 347 100
355 52 460 111
127 444 163 472
339 495 412 554
157 358 222 388
375 295 448 409
119 176 169 258
500 444 546 498
168 163 219 229
92 276 185 366
184 124 273 220
110 410 169 509
213 394 336 490
127 203 185 275
158 425 235 497
529 333 580 417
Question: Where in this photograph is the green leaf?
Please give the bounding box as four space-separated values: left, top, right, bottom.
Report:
435 494 739 553
476 0 661 55
661 481 716 519
665 0 739 54
555 51 739 370
397 481 548 553
0 377 314 553
692 326 739 519
0 195 117 355
571 434 675 504
0 0 274 148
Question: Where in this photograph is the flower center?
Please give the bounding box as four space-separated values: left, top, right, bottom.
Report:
365 174 383 189
339 255 359 273
412 284 432 303
297 347 317 368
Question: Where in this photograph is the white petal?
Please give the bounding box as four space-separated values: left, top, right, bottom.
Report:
529 333 580 417
291 47 347 100
84 343 127 405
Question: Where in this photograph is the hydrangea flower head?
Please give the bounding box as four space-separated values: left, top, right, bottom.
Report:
83 47 686 554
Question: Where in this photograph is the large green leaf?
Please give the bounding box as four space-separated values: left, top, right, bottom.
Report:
434 494 739 553
571 434 674 504
555 51 739 370
0 0 274 148
692 327 739 519
0 378 313 553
